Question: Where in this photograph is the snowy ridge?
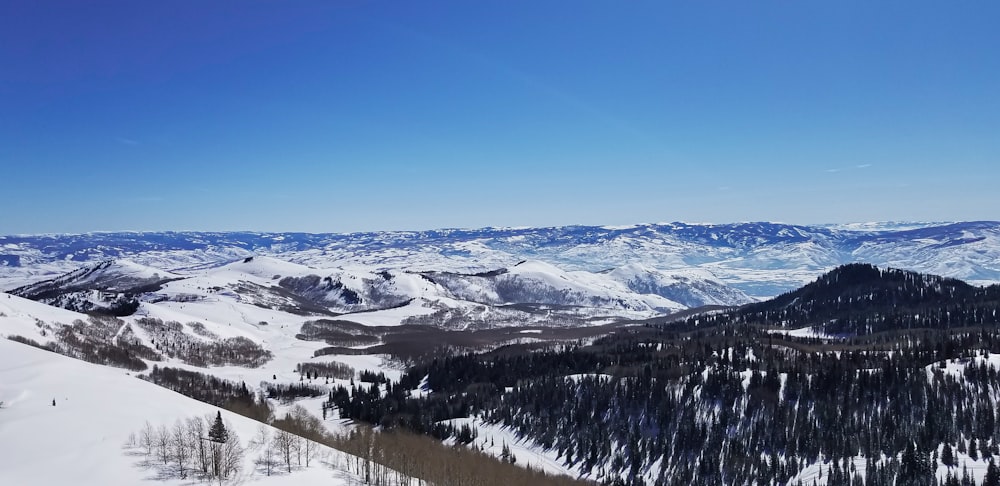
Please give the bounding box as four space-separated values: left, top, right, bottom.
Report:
604 263 755 307
6 254 732 328
427 260 686 314
10 259 179 296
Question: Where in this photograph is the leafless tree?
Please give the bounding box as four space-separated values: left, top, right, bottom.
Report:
251 425 278 477
285 405 324 467
139 421 155 457
273 429 296 473
219 424 244 483
155 424 171 465
123 431 138 449
170 420 190 478
186 416 209 475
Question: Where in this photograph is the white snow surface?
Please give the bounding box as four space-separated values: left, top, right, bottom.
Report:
0 338 397 486
0 292 89 341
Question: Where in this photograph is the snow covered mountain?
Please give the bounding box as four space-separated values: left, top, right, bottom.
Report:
2 221 998 300
5 255 707 329
8 259 180 315
424 260 687 313
603 264 755 308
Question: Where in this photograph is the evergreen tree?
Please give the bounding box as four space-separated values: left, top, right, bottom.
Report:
943 443 956 468
962 465 974 486
985 460 1000 486
208 411 228 443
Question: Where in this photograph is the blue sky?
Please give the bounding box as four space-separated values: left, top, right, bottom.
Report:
2 1 998 233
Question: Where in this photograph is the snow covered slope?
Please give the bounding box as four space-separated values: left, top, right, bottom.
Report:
0 292 89 341
604 264 754 307
424 260 685 314
0 338 379 486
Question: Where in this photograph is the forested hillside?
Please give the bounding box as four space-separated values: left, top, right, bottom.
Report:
325 265 1000 485
679 263 1000 335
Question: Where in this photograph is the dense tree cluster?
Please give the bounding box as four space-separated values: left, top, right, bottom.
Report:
489 338 1000 485
8 316 160 371
295 319 380 347
327 327 1000 485
141 366 272 422
359 370 390 384
135 317 272 367
325 347 614 441
263 381 327 402
295 361 355 381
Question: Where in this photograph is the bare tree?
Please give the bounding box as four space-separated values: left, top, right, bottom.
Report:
139 421 155 457
283 405 324 468
171 420 191 479
155 424 171 466
251 425 277 476
123 431 138 449
294 435 304 467
186 416 209 475
248 424 267 452
273 429 296 473
219 424 244 483
126 415 248 485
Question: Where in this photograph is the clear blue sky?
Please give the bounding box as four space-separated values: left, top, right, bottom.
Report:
2 1 998 233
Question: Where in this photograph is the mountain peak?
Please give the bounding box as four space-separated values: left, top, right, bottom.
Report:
791 263 970 303
683 264 1000 336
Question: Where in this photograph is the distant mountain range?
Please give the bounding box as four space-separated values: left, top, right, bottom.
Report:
2 221 999 300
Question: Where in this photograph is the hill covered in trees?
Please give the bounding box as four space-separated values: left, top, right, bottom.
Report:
324 265 1000 485
674 263 1000 336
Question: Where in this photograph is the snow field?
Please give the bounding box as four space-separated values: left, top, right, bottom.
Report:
0 338 412 486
